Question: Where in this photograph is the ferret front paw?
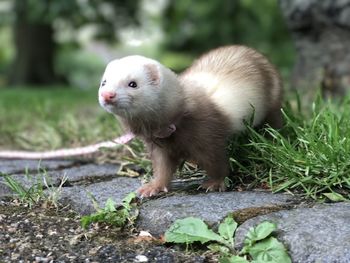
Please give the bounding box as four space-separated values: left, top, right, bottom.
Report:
137 182 169 198
200 179 226 192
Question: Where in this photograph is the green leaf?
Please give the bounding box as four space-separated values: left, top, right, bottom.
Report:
248 237 291 263
80 193 138 229
81 212 107 229
220 255 249 263
218 216 238 247
207 244 230 255
105 198 116 212
165 217 224 244
323 192 347 202
3 175 28 198
80 215 92 229
122 192 137 209
244 221 277 248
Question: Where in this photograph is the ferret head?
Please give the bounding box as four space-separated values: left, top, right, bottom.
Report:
99 55 181 123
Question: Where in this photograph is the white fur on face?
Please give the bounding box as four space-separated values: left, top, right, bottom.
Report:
98 55 162 118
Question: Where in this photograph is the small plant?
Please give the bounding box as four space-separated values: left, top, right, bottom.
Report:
165 215 291 263
1 171 44 207
43 173 68 207
1 168 67 208
80 192 138 229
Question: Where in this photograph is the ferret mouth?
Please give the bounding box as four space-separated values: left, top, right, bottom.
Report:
99 98 132 114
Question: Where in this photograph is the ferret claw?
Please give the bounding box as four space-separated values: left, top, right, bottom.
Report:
137 183 169 198
137 191 145 199
197 185 210 193
199 180 226 193
205 187 212 193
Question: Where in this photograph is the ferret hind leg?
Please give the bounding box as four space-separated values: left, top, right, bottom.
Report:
199 152 229 192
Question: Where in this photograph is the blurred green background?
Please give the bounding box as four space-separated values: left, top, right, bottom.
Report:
0 0 294 88
0 0 295 150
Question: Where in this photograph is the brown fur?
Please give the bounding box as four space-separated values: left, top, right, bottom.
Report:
115 45 283 197
137 88 232 196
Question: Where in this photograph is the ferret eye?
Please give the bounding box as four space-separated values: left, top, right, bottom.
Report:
128 81 137 88
101 80 106 87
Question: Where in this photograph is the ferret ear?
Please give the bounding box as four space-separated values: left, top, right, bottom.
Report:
144 64 160 86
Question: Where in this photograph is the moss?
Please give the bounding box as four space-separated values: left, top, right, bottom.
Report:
231 204 294 224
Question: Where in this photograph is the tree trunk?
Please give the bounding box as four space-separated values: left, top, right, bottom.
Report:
9 0 59 86
279 0 350 98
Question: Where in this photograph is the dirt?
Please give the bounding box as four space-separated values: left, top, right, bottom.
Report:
0 198 208 263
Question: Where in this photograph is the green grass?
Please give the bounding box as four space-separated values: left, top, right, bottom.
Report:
1 167 68 208
1 172 44 206
229 94 350 200
0 86 121 150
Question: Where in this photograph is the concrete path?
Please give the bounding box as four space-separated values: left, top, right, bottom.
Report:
1 159 349 263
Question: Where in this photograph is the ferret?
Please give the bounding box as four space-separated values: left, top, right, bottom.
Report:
99 45 283 197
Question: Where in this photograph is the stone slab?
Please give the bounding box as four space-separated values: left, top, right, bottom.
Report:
235 202 350 263
59 177 141 215
0 159 76 174
0 163 119 198
137 191 298 236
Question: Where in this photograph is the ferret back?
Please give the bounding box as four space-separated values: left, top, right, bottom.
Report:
180 45 282 132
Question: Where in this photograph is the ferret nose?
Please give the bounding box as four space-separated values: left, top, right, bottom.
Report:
101 91 116 102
